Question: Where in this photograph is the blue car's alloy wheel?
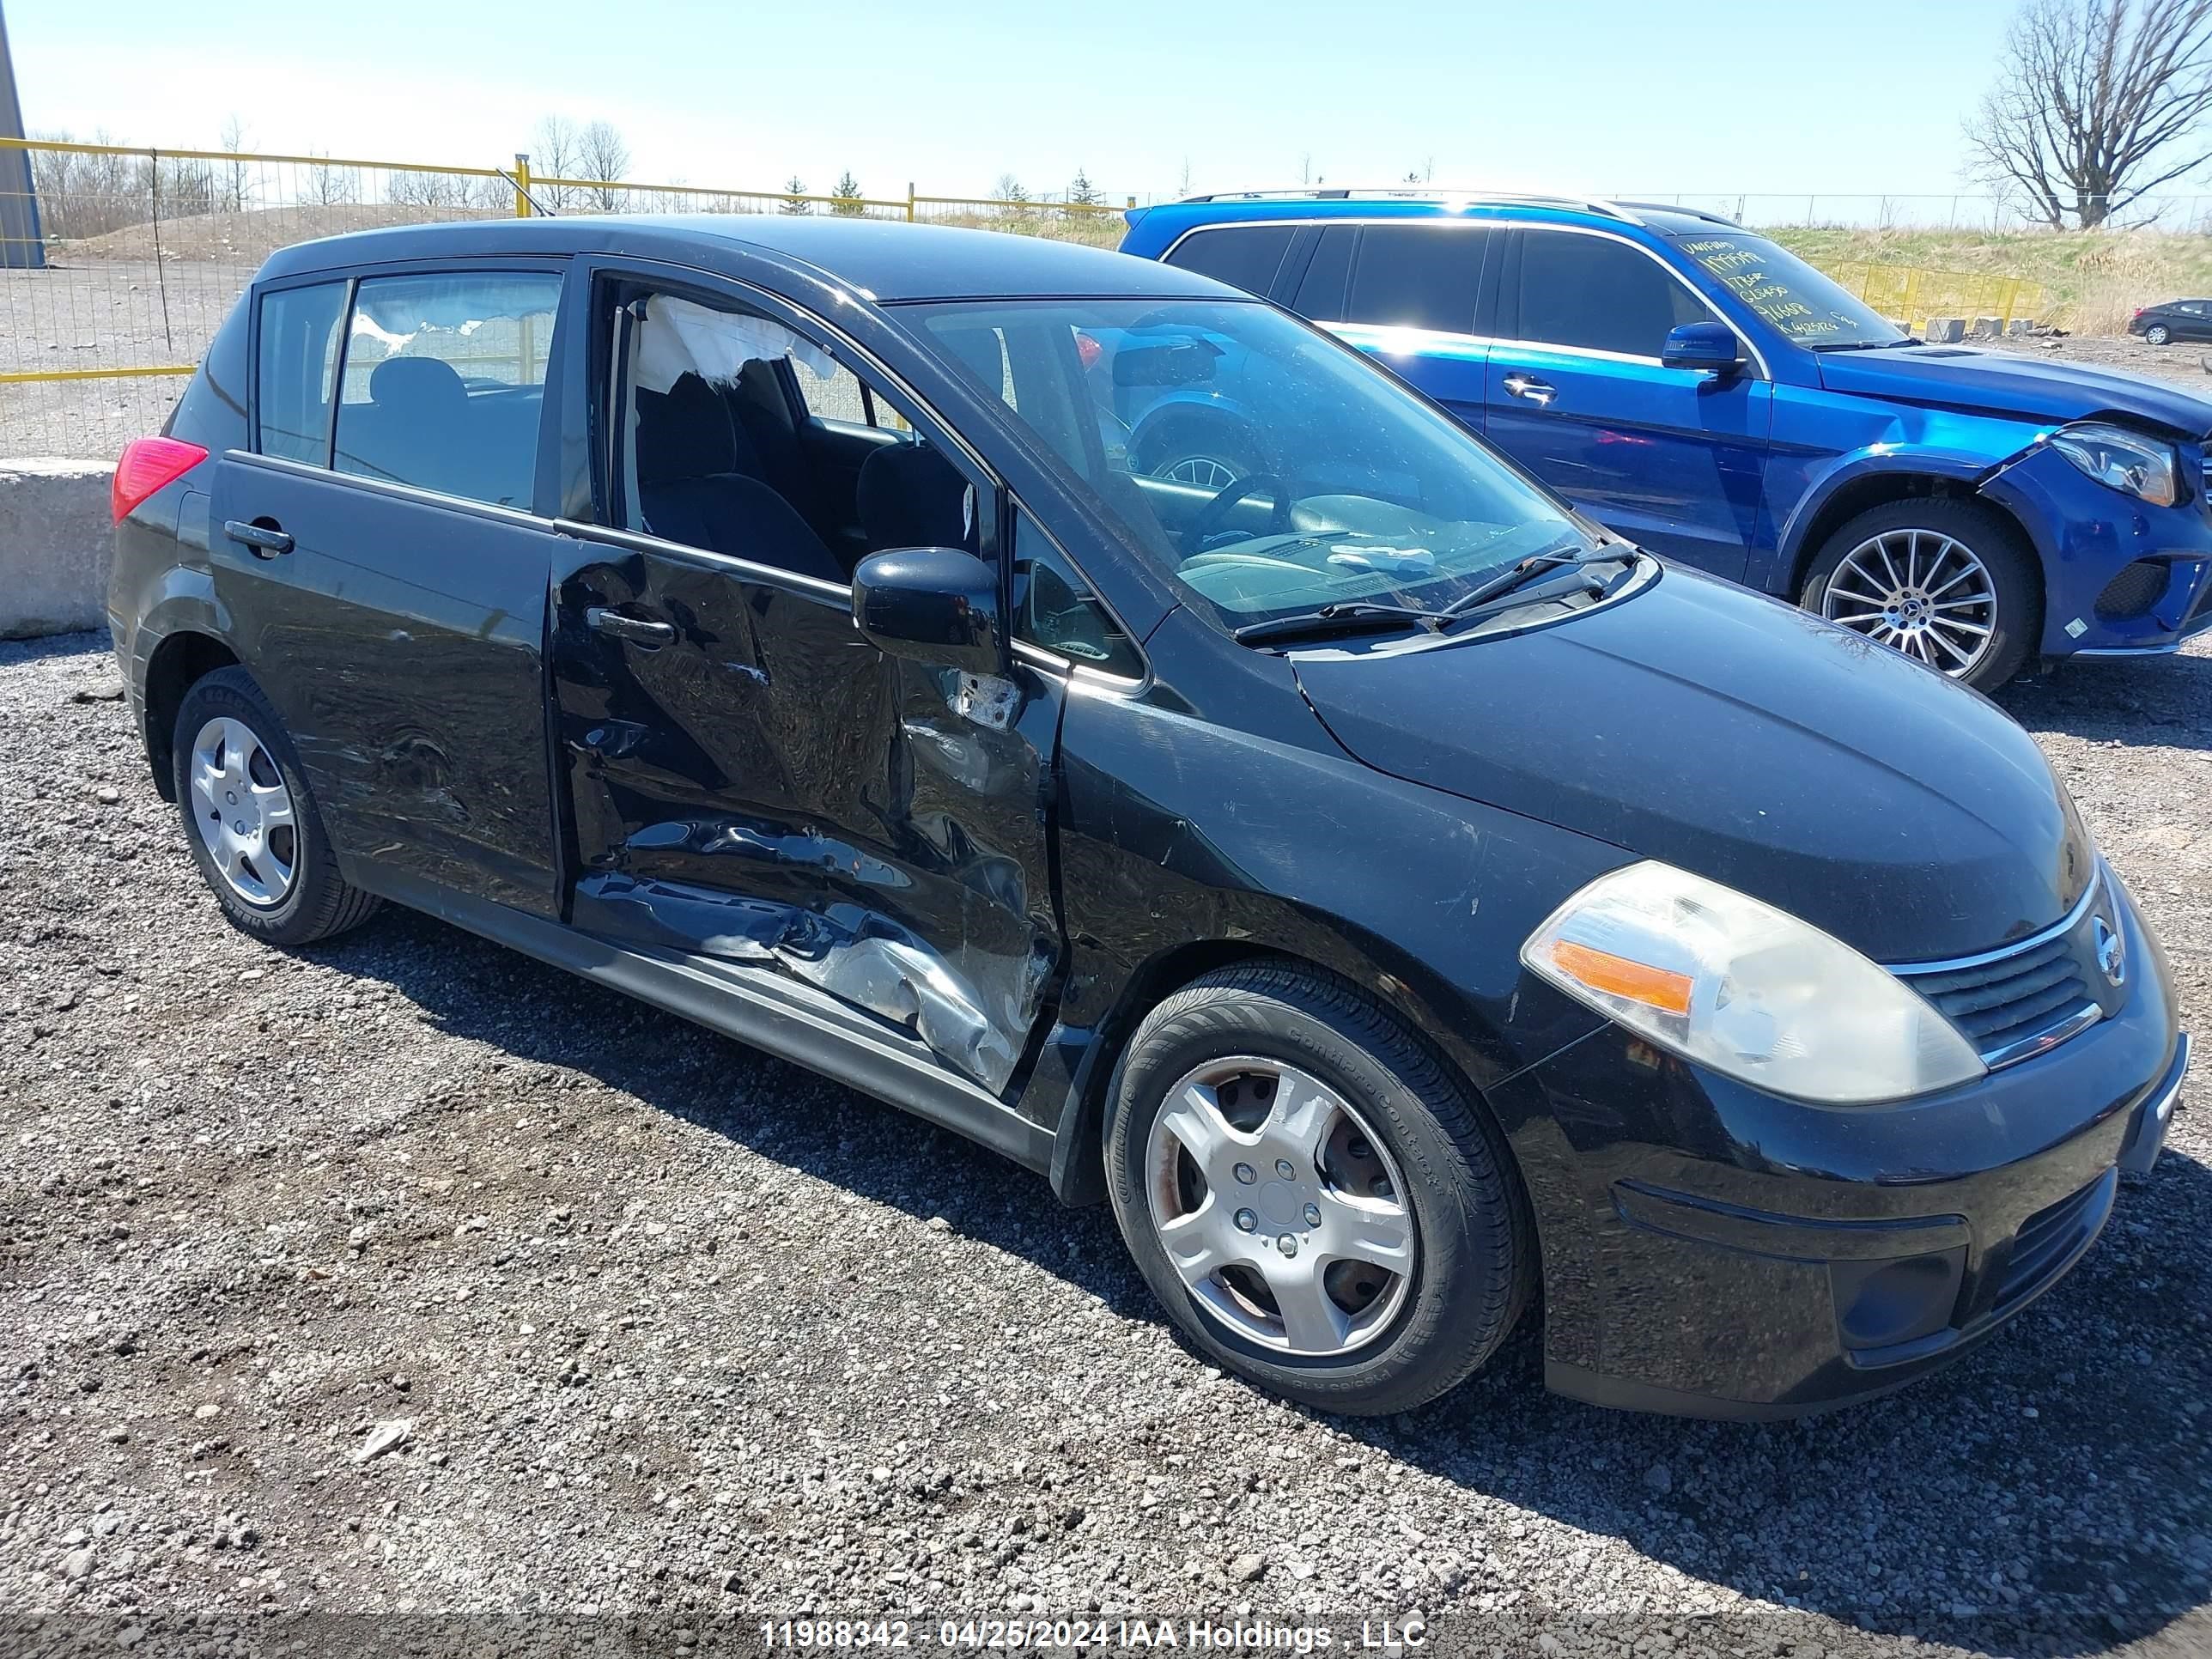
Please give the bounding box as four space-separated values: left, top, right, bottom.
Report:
1820 527 1998 678
1804 499 2039 690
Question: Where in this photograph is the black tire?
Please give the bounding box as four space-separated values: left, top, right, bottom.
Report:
1799 497 2040 691
2145 323 2172 346
170 666 381 946
1103 961 1534 1416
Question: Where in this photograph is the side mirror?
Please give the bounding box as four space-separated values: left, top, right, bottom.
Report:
1661 321 1745 376
851 546 1005 675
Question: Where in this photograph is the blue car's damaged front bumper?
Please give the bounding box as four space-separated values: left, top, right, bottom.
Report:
1984 441 2212 658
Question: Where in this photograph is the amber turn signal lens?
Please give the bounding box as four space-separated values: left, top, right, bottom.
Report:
1547 939 1694 1016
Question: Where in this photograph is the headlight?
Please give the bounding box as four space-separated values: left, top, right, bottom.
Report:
1521 861 1985 1105
2050 421 2179 506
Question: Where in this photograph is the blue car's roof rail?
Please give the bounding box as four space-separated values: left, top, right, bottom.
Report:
1611 200 1744 228
1169 188 1649 224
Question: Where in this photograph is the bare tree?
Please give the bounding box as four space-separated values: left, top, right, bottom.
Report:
1176 156 1194 198
1966 0 2212 227
304 150 359 207
532 115 583 211
218 114 253 213
577 120 630 211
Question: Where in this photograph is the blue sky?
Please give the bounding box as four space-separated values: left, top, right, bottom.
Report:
9 0 2027 204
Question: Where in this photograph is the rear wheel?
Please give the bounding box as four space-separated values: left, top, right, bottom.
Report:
2146 322 2173 346
171 667 380 946
1105 963 1533 1416
1801 499 2039 690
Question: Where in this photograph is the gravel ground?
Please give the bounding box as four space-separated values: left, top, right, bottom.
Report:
0 631 2208 1659
1984 330 2212 389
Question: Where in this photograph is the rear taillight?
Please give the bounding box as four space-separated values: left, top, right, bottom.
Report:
112 436 209 522
2135 307 2146 319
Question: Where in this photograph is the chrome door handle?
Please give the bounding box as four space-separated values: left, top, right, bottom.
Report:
223 520 293 557
1502 374 1556 406
586 607 677 648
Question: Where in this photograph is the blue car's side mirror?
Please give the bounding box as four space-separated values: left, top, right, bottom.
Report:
1662 321 1745 376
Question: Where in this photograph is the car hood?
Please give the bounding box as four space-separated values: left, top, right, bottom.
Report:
1816 343 2212 437
1292 567 2096 963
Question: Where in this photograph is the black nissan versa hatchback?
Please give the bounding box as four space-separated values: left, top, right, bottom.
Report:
110 216 2188 1420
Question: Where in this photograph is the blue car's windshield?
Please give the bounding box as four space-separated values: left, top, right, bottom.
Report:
899 297 1606 629
1666 232 1905 349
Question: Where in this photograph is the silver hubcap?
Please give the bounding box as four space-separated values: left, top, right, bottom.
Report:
187 716 298 906
1820 528 1996 676
1159 455 1241 490
1145 1057 1415 1358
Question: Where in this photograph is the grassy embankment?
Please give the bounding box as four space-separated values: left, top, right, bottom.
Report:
1770 225 2212 334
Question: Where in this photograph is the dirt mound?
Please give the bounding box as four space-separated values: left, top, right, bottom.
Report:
58 202 503 265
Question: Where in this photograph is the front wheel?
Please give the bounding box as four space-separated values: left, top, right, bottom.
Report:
1801 499 2040 690
1105 963 1533 1416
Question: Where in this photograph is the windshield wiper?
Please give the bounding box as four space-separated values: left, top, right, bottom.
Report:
1433 550 1595 624
1434 550 1639 632
1231 600 1441 646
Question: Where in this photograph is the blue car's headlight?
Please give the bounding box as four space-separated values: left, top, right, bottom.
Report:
2050 421 2180 507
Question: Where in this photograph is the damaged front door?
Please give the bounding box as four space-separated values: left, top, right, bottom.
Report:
550 266 1064 1097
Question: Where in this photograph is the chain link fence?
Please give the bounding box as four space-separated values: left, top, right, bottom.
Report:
0 138 1132 459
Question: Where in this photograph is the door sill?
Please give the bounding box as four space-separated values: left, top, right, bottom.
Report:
355 867 1056 1175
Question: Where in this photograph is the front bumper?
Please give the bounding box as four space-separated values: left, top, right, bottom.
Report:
1495 890 2185 1419
1982 442 2212 657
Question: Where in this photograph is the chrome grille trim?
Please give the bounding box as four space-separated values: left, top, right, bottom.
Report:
1889 871 2114 1070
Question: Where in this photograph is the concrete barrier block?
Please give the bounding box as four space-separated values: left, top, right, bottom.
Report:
1969 315 2003 339
1924 317 1967 343
0 458 112 641
2006 317 2038 336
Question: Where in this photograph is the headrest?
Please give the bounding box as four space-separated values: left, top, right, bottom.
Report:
635 372 742 484
368 355 467 415
856 441 974 553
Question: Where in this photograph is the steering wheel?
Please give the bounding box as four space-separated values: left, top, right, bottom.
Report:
1187 471 1295 547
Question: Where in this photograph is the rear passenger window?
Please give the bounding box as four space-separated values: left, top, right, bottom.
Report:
1344 226 1486 334
256 283 346 465
1515 232 1711 358
1291 227 1356 322
1163 226 1298 296
333 272 562 508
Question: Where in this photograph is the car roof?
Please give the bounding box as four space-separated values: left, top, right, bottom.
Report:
256 213 1236 303
1135 191 1744 240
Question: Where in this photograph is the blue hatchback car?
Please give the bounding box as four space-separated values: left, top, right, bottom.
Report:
1119 191 2212 688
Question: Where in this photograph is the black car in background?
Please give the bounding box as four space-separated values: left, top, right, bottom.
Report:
2129 299 2212 345
108 216 2188 1419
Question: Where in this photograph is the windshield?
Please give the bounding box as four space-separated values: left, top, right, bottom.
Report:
897 297 1606 629
1668 233 1905 349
